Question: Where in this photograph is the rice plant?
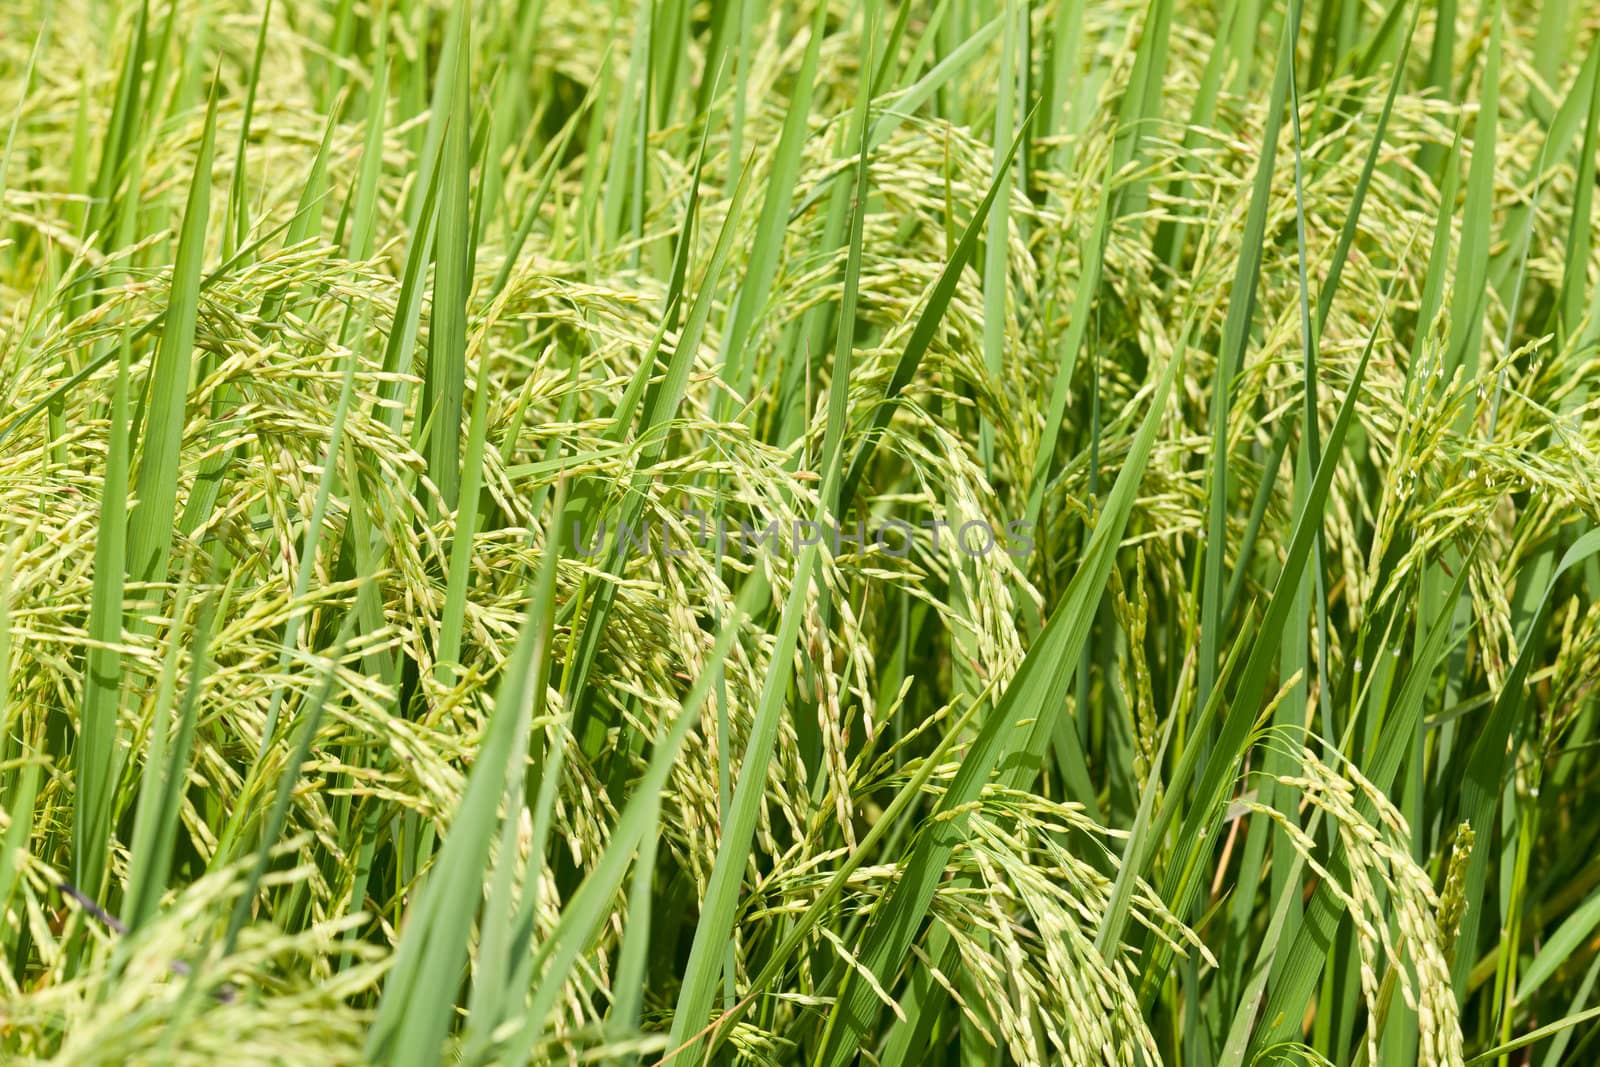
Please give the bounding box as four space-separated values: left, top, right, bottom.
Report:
1 0 1599 1063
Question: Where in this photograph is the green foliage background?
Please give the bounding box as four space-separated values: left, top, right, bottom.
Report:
1 0 1599 1064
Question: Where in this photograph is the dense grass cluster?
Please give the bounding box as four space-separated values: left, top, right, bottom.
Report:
2 0 1599 1063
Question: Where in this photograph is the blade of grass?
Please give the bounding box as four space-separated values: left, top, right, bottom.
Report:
1197 0 1303 713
